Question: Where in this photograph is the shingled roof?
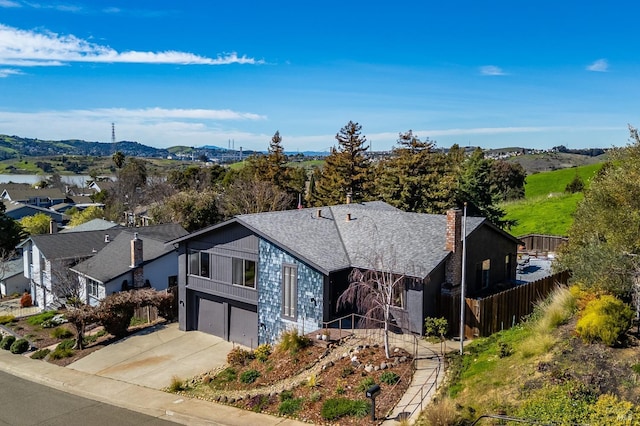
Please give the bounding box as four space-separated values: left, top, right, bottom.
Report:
71 223 188 283
172 201 491 278
25 229 126 261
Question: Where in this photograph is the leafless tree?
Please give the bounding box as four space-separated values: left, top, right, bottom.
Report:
51 259 85 308
219 177 293 217
0 249 17 296
66 304 98 350
338 252 407 359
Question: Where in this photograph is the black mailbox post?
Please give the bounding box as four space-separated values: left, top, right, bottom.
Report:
366 384 381 421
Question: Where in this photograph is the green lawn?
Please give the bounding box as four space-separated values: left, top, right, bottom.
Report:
502 163 603 237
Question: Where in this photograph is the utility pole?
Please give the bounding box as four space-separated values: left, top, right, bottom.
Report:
460 202 468 355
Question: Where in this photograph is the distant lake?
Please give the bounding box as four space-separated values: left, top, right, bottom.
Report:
0 175 113 185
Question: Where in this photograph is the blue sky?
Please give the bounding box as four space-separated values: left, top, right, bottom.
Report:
1 1 639 152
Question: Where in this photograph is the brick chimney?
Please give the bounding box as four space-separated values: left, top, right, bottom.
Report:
445 209 462 286
130 233 144 288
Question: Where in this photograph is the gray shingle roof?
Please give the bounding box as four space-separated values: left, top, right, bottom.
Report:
59 219 121 233
237 201 485 277
28 229 126 261
71 223 188 283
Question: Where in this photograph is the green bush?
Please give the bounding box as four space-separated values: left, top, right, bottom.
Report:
424 316 448 339
278 398 303 416
0 315 15 325
1 335 16 350
279 390 294 402
83 329 107 345
56 339 75 350
227 347 254 366
589 394 639 425
277 328 311 355
321 398 370 420
356 376 376 392
517 381 595 425
216 367 237 383
51 327 73 339
129 316 146 327
254 343 272 362
576 295 633 346
26 311 56 327
10 338 29 354
240 369 261 384
49 347 74 359
380 371 400 385
30 348 50 360
498 342 513 358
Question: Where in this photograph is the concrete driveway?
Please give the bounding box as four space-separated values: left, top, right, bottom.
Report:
67 322 233 390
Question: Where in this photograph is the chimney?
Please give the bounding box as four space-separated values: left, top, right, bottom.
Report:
49 219 57 234
130 233 144 288
445 208 463 286
345 213 352 222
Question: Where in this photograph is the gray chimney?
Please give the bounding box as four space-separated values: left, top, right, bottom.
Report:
130 233 144 288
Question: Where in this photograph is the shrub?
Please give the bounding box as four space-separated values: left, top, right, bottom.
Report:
498 342 512 358
589 394 639 424
51 327 73 339
254 343 272 362
216 367 237 383
310 391 322 402
356 376 376 392
424 317 448 339
421 397 459 426
227 347 254 366
1 335 16 350
576 295 633 346
307 373 320 388
380 371 400 385
83 329 107 345
129 316 146 327
30 348 50 360
321 398 370 420
168 376 185 392
41 314 68 328
49 347 74 359
278 398 303 416
98 293 136 338
632 363 640 375
10 338 29 354
56 339 75 351
0 315 15 325
532 286 576 333
240 369 261 384
341 366 354 378
517 381 595 425
20 292 32 308
26 311 57 327
246 394 269 412
277 328 311 355
279 390 294 402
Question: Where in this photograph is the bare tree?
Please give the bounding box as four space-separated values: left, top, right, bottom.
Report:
219 177 293 217
66 304 98 350
51 259 85 308
338 254 407 359
0 249 17 296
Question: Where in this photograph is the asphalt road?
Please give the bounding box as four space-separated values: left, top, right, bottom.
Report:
0 370 177 426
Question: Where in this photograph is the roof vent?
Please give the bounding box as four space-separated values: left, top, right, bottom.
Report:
104 234 110 243
346 213 352 222
317 209 322 218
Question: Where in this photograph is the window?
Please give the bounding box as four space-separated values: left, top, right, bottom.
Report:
482 259 491 288
189 250 210 278
232 258 256 288
505 255 512 280
87 278 100 298
392 278 407 308
282 265 297 319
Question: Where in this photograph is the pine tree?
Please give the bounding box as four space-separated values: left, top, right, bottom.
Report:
313 121 371 205
0 203 24 256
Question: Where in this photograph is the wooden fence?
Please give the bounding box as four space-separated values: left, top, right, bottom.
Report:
132 286 178 325
441 270 570 339
518 234 568 253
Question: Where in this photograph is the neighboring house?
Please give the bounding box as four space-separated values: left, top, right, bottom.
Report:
18 223 186 309
1 255 30 297
59 218 120 233
1 183 69 208
19 228 126 309
170 201 520 348
87 179 115 194
71 224 188 306
1 200 69 224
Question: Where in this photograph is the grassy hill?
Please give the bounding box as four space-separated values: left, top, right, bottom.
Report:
502 163 604 236
418 287 640 425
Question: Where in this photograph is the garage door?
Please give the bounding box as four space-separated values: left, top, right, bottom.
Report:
229 305 258 348
197 297 225 338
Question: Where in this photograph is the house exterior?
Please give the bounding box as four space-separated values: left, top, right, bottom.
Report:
170 201 520 348
1 200 69 224
1 255 30 297
1 183 69 208
19 223 187 309
71 224 188 306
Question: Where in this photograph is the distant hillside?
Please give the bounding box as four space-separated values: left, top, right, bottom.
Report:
507 151 608 174
0 134 168 159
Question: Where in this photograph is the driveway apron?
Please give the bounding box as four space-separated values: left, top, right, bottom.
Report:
67 322 233 389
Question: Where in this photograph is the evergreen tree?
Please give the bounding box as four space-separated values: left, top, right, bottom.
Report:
376 131 456 213
457 148 508 227
313 121 371 205
0 203 24 256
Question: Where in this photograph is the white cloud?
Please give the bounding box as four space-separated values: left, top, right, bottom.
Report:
0 24 264 67
0 68 22 77
479 65 507 76
586 58 609 72
0 0 20 7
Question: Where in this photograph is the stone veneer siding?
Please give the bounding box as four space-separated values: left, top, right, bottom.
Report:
257 239 324 345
